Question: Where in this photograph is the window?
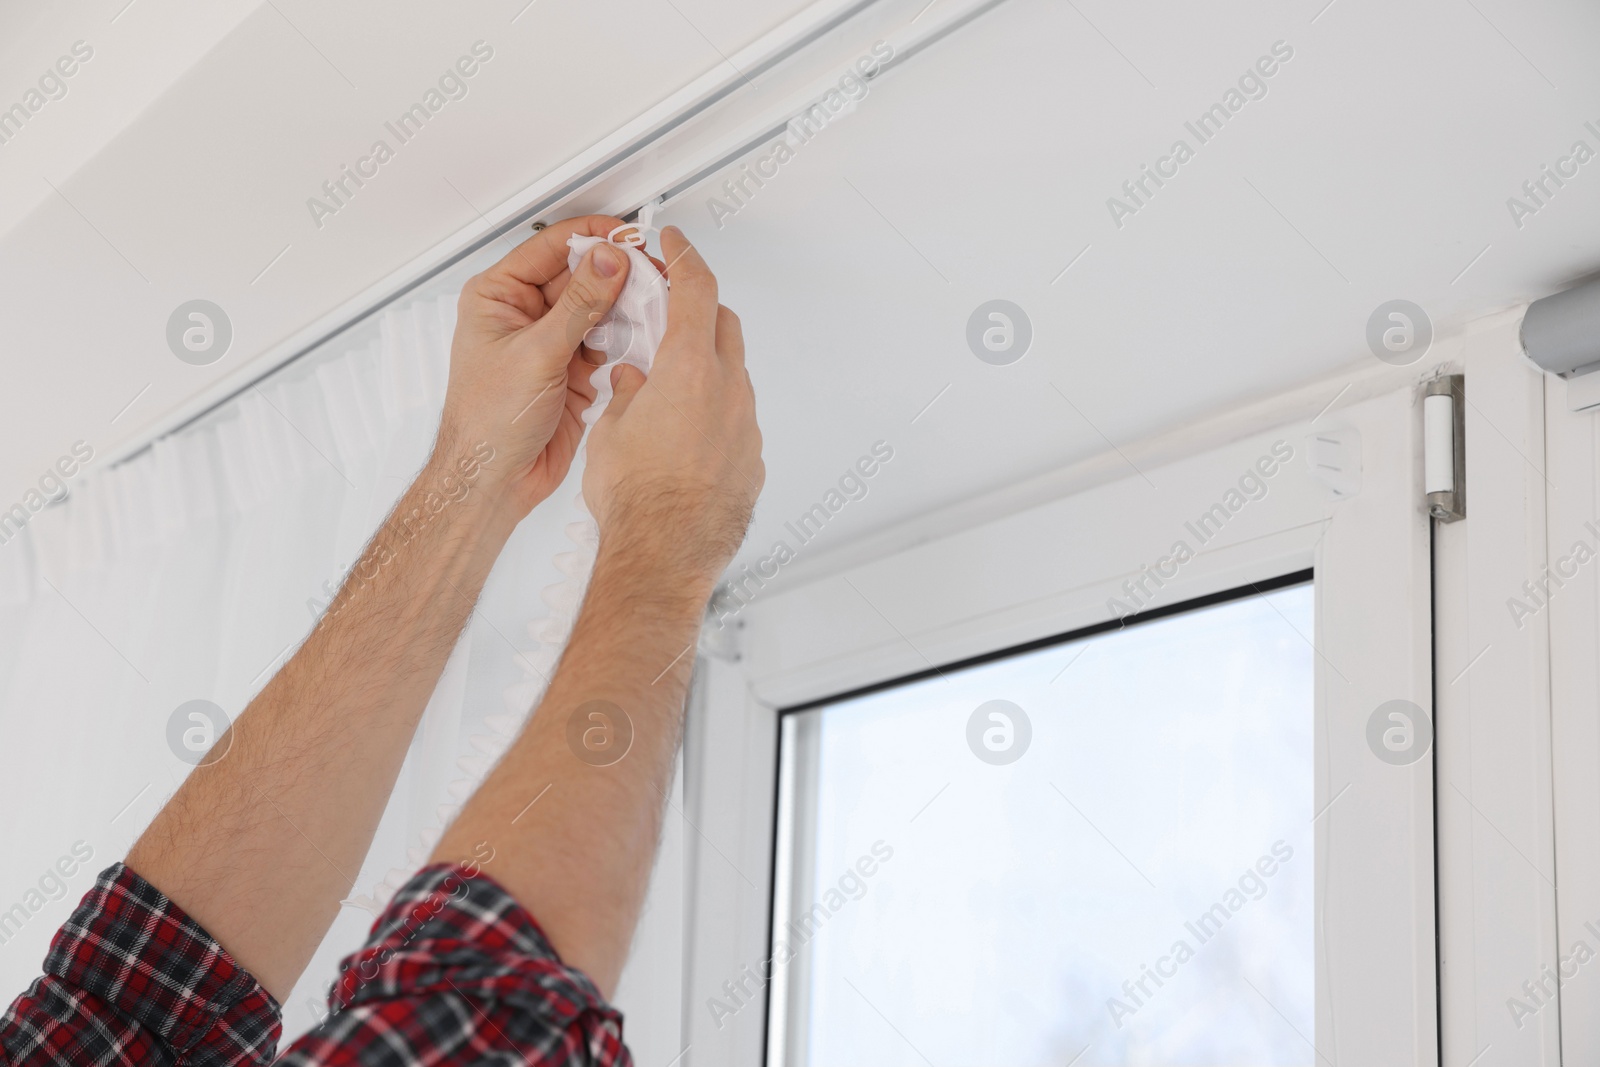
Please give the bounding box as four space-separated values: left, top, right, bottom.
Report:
689 394 1435 1067
768 579 1315 1066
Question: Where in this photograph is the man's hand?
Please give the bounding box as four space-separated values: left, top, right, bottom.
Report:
441 215 633 518
584 225 764 594
431 225 763 994
124 216 636 1000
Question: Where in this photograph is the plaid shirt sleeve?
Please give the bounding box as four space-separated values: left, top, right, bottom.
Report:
277 863 632 1067
0 862 282 1066
0 862 632 1067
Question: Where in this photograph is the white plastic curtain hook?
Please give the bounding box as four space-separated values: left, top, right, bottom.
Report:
607 198 662 249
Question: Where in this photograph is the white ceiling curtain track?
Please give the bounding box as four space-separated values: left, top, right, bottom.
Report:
93 0 1010 478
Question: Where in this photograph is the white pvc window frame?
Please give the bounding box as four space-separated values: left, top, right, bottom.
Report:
684 379 1439 1067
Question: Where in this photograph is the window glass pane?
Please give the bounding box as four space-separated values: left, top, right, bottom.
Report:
772 581 1315 1067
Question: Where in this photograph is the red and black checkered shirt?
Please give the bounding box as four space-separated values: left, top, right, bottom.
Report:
0 862 633 1065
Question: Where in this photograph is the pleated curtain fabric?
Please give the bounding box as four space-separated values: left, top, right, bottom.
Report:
0 287 588 1040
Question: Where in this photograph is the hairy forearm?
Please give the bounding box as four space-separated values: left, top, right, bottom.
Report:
128 439 516 1000
430 534 714 995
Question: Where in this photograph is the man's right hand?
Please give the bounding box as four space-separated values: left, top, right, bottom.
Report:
583 225 764 596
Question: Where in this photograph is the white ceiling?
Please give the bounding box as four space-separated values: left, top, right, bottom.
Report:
4 0 1600 574
0 0 261 241
670 0 1600 569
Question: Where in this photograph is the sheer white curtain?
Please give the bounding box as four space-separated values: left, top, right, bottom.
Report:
0 259 683 1052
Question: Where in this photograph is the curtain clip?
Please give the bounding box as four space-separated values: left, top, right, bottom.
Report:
608 198 663 249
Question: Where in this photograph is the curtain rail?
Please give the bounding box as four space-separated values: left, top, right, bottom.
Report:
107 0 896 470
107 0 1015 470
